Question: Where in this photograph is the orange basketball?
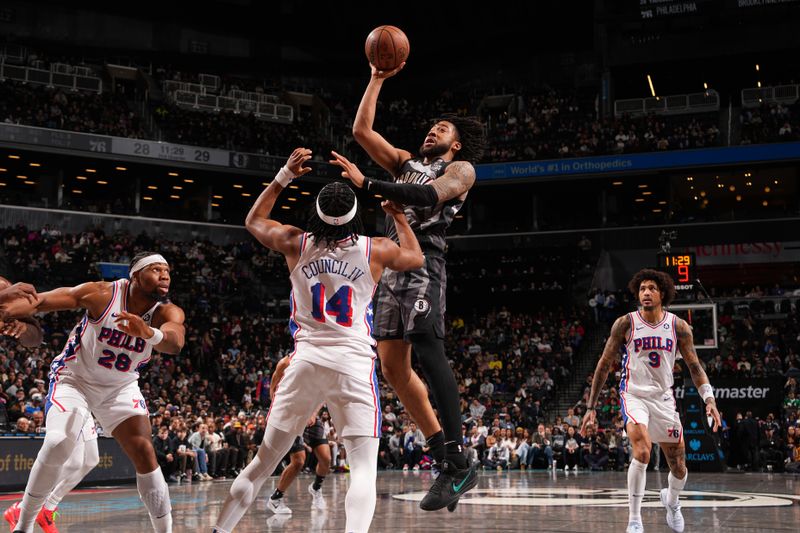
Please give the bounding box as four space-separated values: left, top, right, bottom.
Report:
365 25 410 71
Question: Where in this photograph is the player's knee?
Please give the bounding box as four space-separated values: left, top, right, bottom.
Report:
380 360 408 386
289 454 305 469
229 475 253 503
633 448 650 464
40 435 74 466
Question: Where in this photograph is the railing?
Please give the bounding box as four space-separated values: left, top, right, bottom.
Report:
741 84 800 108
0 60 102 93
173 89 293 123
614 91 719 117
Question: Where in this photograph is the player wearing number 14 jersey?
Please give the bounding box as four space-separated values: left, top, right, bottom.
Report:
213 148 424 533
2 253 186 533
582 269 721 533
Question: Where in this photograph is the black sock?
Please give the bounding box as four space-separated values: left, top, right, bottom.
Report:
445 440 468 469
313 474 325 491
271 489 284 500
426 430 446 464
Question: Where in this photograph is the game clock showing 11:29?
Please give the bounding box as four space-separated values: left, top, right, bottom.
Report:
656 252 696 294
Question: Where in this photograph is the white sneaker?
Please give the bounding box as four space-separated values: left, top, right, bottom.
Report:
660 488 685 532
625 521 644 533
308 483 327 510
572 465 578 471
267 496 292 515
412 464 420 471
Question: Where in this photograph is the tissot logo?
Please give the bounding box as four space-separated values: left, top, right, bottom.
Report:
394 488 800 508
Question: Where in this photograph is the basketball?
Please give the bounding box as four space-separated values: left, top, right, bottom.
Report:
364 25 409 71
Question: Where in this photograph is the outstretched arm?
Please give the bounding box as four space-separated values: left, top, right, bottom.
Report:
2 281 109 319
581 315 630 434
369 201 425 277
245 148 312 259
352 63 413 175
330 152 476 207
676 318 721 431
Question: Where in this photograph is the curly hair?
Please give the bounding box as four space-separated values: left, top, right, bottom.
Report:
307 182 363 251
628 268 676 307
435 113 486 163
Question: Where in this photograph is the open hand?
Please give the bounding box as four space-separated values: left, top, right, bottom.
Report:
329 151 366 188
371 62 405 80
286 147 314 178
580 408 596 436
0 319 27 339
706 401 721 432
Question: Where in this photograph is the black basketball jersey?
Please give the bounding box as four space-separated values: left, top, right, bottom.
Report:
384 157 465 254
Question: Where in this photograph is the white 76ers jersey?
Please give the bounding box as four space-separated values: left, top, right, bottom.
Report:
619 310 679 397
288 233 377 378
49 279 160 388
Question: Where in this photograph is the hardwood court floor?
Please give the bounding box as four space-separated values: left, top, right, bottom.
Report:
2 469 799 532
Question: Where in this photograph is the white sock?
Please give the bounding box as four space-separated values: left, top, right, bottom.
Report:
45 437 100 510
667 471 687 506
214 425 296 532
343 436 379 533
136 467 172 533
627 458 647 523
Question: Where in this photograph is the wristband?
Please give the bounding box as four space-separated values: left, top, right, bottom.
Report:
274 166 296 188
699 383 714 402
145 328 164 345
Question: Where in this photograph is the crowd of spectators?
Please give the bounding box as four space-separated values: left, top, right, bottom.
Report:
740 102 800 146
0 223 588 481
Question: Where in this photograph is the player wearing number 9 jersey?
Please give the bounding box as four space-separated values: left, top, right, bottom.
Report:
2 253 185 533
213 148 424 533
581 269 721 533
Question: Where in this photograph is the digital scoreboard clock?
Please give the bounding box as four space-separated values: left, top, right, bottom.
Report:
656 252 696 295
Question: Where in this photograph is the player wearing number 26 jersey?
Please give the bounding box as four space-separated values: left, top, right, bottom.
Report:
2 252 186 533
214 148 424 533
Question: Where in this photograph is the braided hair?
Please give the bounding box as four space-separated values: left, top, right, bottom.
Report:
307 182 363 251
435 113 486 163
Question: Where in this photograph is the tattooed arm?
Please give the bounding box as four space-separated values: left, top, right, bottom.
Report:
427 161 476 202
581 315 630 434
676 317 721 430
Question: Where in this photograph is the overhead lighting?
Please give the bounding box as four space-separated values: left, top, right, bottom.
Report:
213 195 223 199
736 195 742 201
233 184 243 189
16 175 26 179
764 186 771 193
0 168 6 172
635 198 645 203
757 81 761 88
703 82 708 90
287 197 297 202
147 185 158 190
694 196 699 200
23 180 34 185
686 177 693 181
281 206 290 210
86 168 96 173
746 181 752 186
647 74 656 97
143 196 153 201
173 185 183 190
183 179 194 183
690 186 694 190
637 184 648 188
76 176 87 180
116 166 127 171
652 208 662 213
170 195 180 199
72 189 82 194
374 194 383 199
700 191 707 197
262 182 271 186
211 202 220 207
300 191 311 196
0 182 6 186
658 201 667 205
29 162 41 167
774 179 779 184
289 185 299 189
744 172 751 177
612 181 623 186
8 155 20 159
455 215 464 219
756 64 760 71
168 172 179 177
729 185 736 192
97 180 108 185
242 192 252 197
642 191 652 196
762 200 768 206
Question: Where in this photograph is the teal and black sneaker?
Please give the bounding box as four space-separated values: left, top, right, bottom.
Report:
419 461 478 511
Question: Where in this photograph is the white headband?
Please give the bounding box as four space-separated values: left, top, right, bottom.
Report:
130 254 169 275
316 196 358 226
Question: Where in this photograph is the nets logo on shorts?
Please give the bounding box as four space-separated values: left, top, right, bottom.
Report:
413 299 430 314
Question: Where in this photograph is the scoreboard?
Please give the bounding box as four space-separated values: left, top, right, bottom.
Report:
656 252 696 296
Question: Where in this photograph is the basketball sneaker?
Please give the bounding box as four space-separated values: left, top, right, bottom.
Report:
36 507 59 533
419 460 478 511
660 488 685 532
3 501 20 530
625 521 644 533
308 483 327 510
267 497 292 515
